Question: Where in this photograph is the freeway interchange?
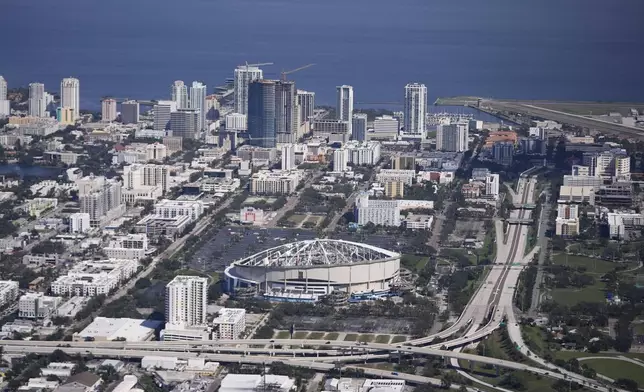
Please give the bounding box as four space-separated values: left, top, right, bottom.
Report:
0 176 627 392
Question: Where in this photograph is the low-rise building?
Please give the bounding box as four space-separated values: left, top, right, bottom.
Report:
212 308 246 339
355 193 400 227
104 234 149 260
250 170 301 195
50 259 139 297
73 317 162 342
402 214 433 230
25 197 58 217
376 169 415 186
18 292 62 319
240 207 265 225
41 362 76 378
57 371 103 392
0 280 19 308
220 374 295 392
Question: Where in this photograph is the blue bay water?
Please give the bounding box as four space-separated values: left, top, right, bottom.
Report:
1 0 643 110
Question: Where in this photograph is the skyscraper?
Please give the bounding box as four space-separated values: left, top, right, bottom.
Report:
336 85 354 134
101 98 117 122
0 76 6 100
0 76 8 117
234 65 263 115
165 275 208 328
28 83 47 118
403 83 427 136
171 80 188 109
275 81 297 144
281 144 295 171
153 100 177 131
121 100 140 124
60 78 80 119
247 80 276 148
170 108 200 139
297 90 315 124
436 122 468 152
352 113 368 141
189 81 207 131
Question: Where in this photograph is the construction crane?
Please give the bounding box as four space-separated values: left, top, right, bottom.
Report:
240 61 273 70
281 64 315 82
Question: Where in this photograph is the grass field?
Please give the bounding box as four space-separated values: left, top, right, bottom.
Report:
308 332 325 340
551 254 632 274
375 335 391 344
583 359 644 385
521 326 549 356
551 284 606 306
391 335 407 344
358 334 375 343
555 351 644 362
324 332 340 340
344 333 359 341
401 254 430 272
275 330 290 339
287 214 309 225
549 253 636 305
293 331 309 339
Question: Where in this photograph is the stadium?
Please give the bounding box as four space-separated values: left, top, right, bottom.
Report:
224 239 401 300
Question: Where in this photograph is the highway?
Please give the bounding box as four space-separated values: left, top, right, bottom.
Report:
0 338 624 391
0 176 626 392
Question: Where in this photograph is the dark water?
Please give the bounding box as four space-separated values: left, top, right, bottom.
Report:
1 0 643 109
0 164 63 179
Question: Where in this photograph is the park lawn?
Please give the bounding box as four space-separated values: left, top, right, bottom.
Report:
293 331 309 339
324 332 340 340
344 333 359 341
555 351 644 362
521 326 549 356
375 335 391 344
583 359 644 385
308 331 325 340
391 335 407 344
275 330 290 339
551 254 635 274
358 334 375 343
550 280 606 306
287 214 308 224
401 254 430 272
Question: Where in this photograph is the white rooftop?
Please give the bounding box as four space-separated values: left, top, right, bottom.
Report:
220 374 295 392
75 317 162 341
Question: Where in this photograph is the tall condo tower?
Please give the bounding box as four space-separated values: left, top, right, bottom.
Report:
275 80 297 144
60 78 80 119
297 90 315 124
247 80 276 148
403 83 427 137
0 76 6 100
336 85 354 134
189 81 207 131
171 80 188 109
28 82 47 118
0 76 8 117
165 275 208 327
234 66 263 115
101 98 117 122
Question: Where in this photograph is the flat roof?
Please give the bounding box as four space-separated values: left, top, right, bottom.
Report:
76 317 162 341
